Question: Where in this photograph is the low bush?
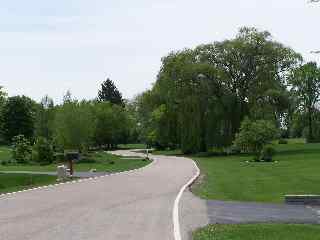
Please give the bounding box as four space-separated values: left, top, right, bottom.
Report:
12 135 32 164
33 137 54 165
225 145 241 155
260 146 276 162
278 139 288 144
54 153 65 163
78 157 96 163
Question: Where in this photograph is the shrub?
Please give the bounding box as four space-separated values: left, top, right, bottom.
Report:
226 145 241 155
278 139 288 144
12 135 32 163
33 137 54 164
54 153 65 163
78 157 96 163
260 146 276 162
234 118 278 160
1 160 8 165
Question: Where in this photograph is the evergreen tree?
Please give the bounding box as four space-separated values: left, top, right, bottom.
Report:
98 78 124 106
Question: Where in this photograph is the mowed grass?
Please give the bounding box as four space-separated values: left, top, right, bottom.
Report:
193 224 320 240
192 142 320 203
118 143 147 150
0 150 150 173
0 173 57 194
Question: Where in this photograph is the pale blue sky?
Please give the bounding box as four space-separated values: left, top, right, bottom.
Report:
0 0 319 102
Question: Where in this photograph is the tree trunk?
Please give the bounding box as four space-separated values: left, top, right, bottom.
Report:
308 108 313 142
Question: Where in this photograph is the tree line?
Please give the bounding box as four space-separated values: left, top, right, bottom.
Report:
135 27 320 154
0 79 138 163
1 27 319 159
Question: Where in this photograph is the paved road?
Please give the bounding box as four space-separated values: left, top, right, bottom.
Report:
0 150 198 240
206 200 320 224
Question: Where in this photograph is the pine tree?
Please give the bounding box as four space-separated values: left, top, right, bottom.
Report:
98 78 124 106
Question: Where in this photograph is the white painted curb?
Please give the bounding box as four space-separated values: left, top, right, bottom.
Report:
0 156 155 199
173 159 200 240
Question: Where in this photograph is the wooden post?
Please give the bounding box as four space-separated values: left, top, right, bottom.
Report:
69 159 74 176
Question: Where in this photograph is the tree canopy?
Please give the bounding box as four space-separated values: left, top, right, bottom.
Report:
136 27 302 153
98 78 124 106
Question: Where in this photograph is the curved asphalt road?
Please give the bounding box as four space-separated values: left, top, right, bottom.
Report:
0 150 198 240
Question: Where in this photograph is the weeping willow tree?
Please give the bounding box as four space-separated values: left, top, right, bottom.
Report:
137 27 301 154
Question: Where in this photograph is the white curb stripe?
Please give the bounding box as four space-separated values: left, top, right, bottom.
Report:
173 160 200 240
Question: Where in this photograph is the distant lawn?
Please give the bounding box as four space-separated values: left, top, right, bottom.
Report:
0 173 57 194
192 142 320 203
118 143 147 150
0 151 150 173
193 224 320 240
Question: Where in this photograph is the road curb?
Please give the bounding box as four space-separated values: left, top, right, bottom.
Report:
173 159 201 240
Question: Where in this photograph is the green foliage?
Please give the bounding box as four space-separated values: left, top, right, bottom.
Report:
260 145 276 162
98 78 124 106
2 96 36 142
93 101 131 148
54 152 65 162
54 98 95 151
35 95 55 139
234 118 278 159
136 27 300 153
32 137 54 164
0 86 7 142
289 62 320 142
12 135 32 163
278 139 288 144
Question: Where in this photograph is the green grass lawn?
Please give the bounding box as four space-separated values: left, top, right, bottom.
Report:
0 150 151 173
192 142 320 203
193 224 320 240
118 143 147 150
0 173 57 194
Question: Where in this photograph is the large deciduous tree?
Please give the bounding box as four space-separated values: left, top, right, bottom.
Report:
289 62 320 142
35 95 55 139
54 98 95 151
2 96 36 142
137 27 301 154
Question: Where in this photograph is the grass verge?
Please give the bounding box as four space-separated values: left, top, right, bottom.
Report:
193 224 320 240
0 151 151 173
0 173 57 194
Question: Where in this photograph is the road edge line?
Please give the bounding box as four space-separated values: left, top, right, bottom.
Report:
173 159 200 240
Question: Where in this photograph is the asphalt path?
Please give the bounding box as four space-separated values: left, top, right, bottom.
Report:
205 200 320 224
0 150 198 240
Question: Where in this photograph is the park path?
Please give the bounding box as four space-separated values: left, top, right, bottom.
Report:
0 150 199 240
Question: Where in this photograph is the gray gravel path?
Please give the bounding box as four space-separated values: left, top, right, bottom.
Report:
0 150 197 240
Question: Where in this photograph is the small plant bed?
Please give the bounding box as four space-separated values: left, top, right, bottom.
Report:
0 173 57 194
193 224 320 240
0 151 151 173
